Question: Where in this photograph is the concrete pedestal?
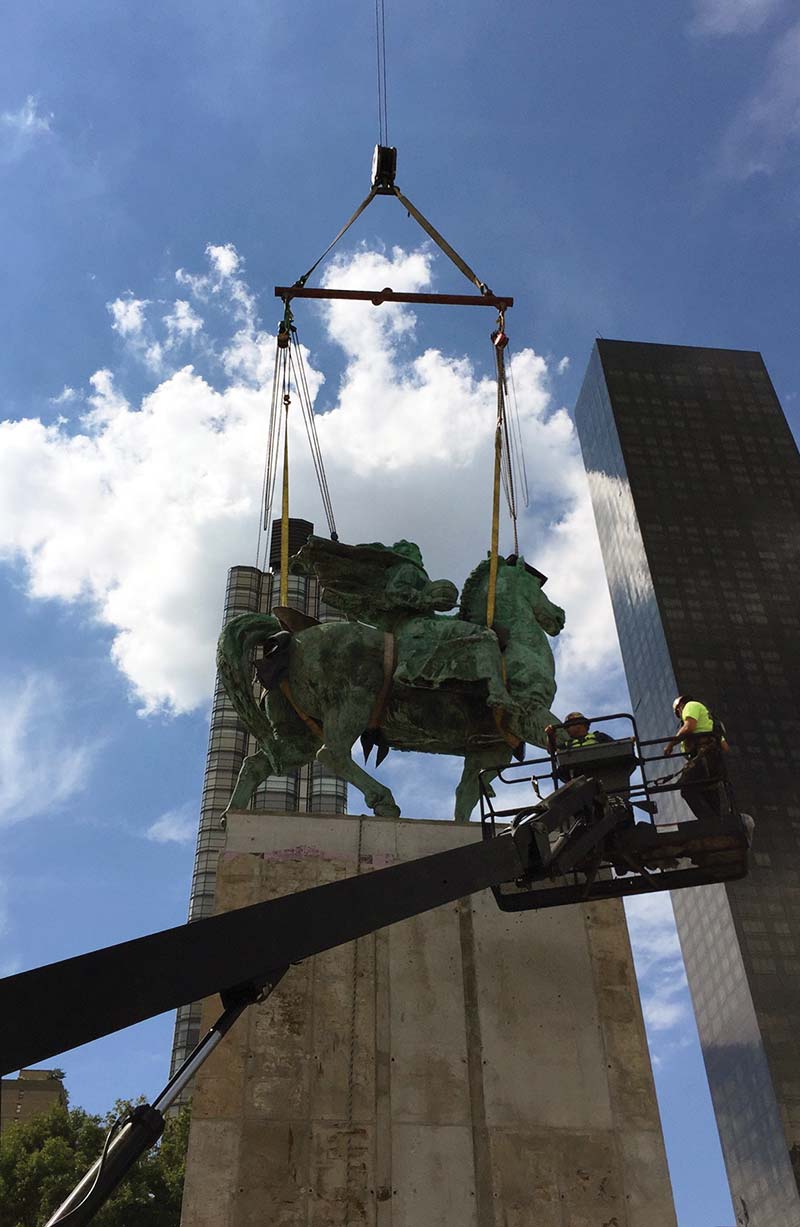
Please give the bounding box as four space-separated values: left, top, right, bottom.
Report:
180 812 675 1226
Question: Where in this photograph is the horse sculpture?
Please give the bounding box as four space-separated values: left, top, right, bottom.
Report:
217 550 565 822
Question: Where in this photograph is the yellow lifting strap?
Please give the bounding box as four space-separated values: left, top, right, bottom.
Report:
280 393 290 607
486 311 514 628
486 415 502 628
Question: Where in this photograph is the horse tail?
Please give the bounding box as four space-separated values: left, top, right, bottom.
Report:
216 612 283 747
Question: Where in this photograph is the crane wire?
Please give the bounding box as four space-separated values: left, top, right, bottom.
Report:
496 345 520 556
506 358 530 510
487 314 526 625
257 346 282 569
260 323 338 570
290 331 337 538
375 0 388 144
260 343 290 568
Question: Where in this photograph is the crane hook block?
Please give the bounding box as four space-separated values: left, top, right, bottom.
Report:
371 144 397 193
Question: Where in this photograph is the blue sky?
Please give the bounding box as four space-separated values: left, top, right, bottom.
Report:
2 2 799 1222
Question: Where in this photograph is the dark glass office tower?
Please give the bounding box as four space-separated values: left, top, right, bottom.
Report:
170 519 347 1078
574 340 800 1227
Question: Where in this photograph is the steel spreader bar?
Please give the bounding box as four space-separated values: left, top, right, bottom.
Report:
274 286 514 310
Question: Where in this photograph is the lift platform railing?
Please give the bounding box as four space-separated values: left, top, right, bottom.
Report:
478 712 749 912
479 711 733 836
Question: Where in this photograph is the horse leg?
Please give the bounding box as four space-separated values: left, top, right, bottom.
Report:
315 710 401 819
220 750 272 826
454 746 513 823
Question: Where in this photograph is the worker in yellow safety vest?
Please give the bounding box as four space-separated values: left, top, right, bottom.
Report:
544 712 613 782
561 711 613 748
664 695 729 821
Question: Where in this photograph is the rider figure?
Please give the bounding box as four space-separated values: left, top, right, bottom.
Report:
297 536 523 716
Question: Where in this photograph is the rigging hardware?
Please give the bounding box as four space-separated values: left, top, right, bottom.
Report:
260 303 337 580
274 146 522 617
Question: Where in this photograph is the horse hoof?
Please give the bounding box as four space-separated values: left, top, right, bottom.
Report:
374 801 401 819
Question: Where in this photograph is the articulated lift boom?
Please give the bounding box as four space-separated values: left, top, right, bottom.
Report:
0 762 750 1225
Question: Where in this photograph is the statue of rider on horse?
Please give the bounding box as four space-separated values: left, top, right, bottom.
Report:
217 535 565 822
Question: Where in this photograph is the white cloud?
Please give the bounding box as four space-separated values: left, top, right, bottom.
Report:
557 356 570 375
690 0 784 36
164 300 203 341
107 295 167 374
626 893 682 973
50 386 80 406
109 293 209 374
108 295 150 339
207 243 240 279
1 95 53 136
0 242 622 720
146 803 196 844
0 673 95 826
0 96 54 163
626 893 690 1035
718 20 800 177
535 482 625 716
176 242 256 327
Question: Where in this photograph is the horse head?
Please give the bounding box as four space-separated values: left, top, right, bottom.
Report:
460 555 565 637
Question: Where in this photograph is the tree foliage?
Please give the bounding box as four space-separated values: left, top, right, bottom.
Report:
0 1099 190 1227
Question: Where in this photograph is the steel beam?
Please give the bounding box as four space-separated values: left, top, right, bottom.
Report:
274 286 513 309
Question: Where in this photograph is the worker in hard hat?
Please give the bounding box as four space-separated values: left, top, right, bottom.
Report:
561 712 613 748
664 695 729 821
545 712 613 748
545 712 613 782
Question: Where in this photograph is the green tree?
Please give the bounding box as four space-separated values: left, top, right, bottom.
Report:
0 1100 191 1227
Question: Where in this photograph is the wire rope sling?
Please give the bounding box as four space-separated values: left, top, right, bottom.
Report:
266 144 527 627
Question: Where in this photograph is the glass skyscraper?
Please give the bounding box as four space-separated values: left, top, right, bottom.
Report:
170 518 347 1076
574 339 800 1227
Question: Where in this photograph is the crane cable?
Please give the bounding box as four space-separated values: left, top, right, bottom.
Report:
260 305 338 586
270 0 525 621
486 311 528 627
292 182 492 298
375 0 388 146
260 0 388 582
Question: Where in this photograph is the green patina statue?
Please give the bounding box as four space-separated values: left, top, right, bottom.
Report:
217 537 565 822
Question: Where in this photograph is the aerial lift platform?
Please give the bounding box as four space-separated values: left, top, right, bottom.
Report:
481 712 749 911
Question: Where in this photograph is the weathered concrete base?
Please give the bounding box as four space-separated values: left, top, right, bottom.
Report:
180 812 675 1226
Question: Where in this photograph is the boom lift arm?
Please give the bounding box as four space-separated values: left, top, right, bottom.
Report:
0 767 748 1225
1 818 536 1077
2 787 605 1226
